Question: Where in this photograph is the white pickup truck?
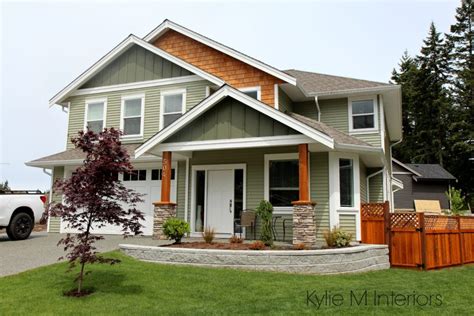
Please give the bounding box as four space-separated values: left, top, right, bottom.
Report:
0 190 47 240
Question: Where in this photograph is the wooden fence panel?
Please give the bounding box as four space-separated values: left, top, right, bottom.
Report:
389 213 422 268
460 217 474 264
361 202 388 245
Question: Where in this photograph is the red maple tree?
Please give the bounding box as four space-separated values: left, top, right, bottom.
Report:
47 128 144 295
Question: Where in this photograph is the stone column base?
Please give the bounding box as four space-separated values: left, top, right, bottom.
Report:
292 201 317 246
153 202 177 240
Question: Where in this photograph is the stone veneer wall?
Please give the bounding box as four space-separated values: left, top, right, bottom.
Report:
153 203 177 240
292 203 317 246
120 244 389 274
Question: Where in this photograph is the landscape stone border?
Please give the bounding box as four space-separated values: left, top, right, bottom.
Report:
120 244 389 274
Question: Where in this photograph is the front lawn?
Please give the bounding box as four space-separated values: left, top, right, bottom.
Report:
0 251 473 315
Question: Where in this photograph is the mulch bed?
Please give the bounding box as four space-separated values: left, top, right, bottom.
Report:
162 242 289 250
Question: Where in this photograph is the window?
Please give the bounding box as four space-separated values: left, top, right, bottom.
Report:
269 160 299 207
349 97 378 132
240 87 261 100
85 99 106 133
161 89 186 129
123 170 147 181
339 159 353 207
151 169 175 180
121 95 144 137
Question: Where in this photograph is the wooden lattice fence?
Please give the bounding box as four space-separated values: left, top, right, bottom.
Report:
360 202 474 270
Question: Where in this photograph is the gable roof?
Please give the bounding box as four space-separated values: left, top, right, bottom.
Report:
135 85 335 158
392 158 422 176
49 35 224 107
284 69 397 97
406 164 456 181
143 20 296 85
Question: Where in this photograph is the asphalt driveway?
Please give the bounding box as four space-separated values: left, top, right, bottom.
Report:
0 232 167 277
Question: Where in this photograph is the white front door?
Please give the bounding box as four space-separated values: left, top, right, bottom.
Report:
206 169 234 234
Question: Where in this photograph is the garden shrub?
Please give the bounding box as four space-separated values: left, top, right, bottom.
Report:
256 200 273 246
248 240 266 250
202 227 215 243
446 187 466 215
163 217 190 244
323 227 353 248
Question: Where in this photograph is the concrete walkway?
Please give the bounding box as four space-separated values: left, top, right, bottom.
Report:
0 232 168 277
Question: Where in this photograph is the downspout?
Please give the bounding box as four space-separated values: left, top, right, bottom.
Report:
61 102 69 114
314 96 321 121
42 168 52 176
389 138 403 211
366 168 384 202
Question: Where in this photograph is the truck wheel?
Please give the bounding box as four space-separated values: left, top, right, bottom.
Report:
6 213 34 240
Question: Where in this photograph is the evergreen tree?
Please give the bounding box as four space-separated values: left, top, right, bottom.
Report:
445 0 474 196
413 23 451 166
391 51 419 163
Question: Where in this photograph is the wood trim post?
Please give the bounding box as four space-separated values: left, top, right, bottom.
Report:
457 216 464 264
419 212 427 270
384 201 391 264
161 151 172 203
298 144 309 202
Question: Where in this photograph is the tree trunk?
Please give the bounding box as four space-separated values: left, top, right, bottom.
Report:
77 211 93 294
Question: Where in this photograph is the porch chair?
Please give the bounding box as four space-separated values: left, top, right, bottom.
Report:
234 209 256 239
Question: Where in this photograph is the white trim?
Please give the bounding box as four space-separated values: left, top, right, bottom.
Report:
328 152 361 240
84 97 107 132
143 20 297 85
274 84 279 110
190 163 247 236
26 154 162 168
334 143 383 153
239 86 261 101
264 153 300 215
205 86 211 97
379 95 385 152
348 95 379 134
157 135 314 153
72 75 202 97
311 85 401 98
184 158 190 225
159 88 187 130
49 35 224 106
135 86 334 157
120 93 145 140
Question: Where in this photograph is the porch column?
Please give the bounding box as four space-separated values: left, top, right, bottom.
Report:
292 144 317 247
152 151 177 240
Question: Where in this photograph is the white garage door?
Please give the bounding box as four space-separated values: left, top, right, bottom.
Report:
60 165 177 236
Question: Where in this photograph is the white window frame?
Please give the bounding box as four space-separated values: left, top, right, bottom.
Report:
328 152 361 240
264 153 304 214
120 93 145 139
84 97 107 132
348 95 378 134
239 86 261 101
160 88 186 130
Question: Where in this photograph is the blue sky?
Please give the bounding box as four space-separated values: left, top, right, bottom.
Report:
0 0 460 190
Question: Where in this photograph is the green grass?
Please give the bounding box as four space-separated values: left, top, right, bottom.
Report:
0 251 473 315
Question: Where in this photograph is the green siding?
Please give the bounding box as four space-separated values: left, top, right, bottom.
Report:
319 98 348 132
184 148 329 243
48 166 64 233
360 162 367 203
66 80 209 149
278 87 293 113
293 100 319 120
368 170 384 202
339 214 356 237
356 133 382 147
165 98 299 143
80 45 192 89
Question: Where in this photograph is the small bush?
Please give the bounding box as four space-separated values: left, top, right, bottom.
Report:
202 227 215 243
256 200 273 246
229 235 244 244
446 187 466 215
248 240 266 250
293 243 306 250
323 227 353 248
162 217 190 244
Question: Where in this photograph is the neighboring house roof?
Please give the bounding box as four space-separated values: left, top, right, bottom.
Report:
287 112 375 148
49 35 225 107
392 158 422 176
143 19 296 85
406 164 456 181
25 144 153 167
284 69 397 97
